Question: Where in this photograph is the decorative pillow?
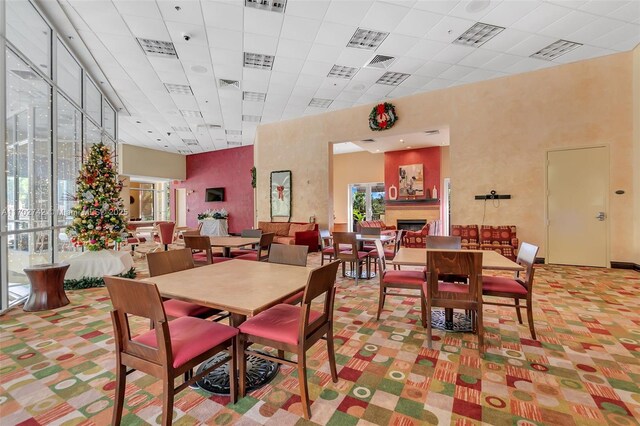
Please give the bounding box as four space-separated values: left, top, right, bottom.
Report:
258 221 291 236
288 223 315 236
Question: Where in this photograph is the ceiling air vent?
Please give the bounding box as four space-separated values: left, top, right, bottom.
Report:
226 130 242 136
219 79 240 89
309 98 333 108
182 139 199 146
227 141 243 147
244 52 275 70
365 55 395 69
328 65 359 79
196 124 222 131
172 126 191 132
376 72 410 86
180 110 202 118
361 139 375 143
243 91 267 102
245 0 286 13
242 115 262 123
453 22 504 47
531 39 582 61
424 130 440 135
136 38 177 57
178 149 191 154
165 83 193 95
347 28 389 50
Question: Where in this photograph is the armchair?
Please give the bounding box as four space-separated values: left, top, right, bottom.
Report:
402 223 430 248
450 225 480 250
480 225 518 260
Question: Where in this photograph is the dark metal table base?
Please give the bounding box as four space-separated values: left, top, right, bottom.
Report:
344 270 376 279
195 351 279 395
430 310 472 332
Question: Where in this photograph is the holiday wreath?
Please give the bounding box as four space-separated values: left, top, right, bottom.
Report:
369 102 397 131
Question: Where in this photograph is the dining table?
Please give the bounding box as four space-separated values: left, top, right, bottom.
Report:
142 259 313 394
344 233 396 279
208 235 261 257
391 248 523 331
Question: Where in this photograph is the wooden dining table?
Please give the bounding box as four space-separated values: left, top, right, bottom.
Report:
208 236 261 257
143 259 314 394
344 233 396 279
392 247 524 271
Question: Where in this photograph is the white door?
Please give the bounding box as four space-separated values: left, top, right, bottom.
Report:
547 146 608 267
175 188 187 227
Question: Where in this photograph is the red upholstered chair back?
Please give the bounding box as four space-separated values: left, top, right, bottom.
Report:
480 225 518 260
450 225 479 250
157 222 176 245
402 223 430 248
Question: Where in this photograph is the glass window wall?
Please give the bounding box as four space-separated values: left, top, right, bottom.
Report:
56 40 81 105
85 76 101 123
6 0 51 77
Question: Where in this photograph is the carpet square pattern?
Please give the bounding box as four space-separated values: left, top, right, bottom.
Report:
1 252 639 425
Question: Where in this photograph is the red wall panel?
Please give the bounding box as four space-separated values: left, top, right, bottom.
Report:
170 146 254 234
384 147 441 200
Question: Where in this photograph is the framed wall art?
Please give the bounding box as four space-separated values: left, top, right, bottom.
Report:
398 163 424 197
270 170 291 219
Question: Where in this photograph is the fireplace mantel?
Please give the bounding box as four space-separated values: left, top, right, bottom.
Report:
383 204 440 229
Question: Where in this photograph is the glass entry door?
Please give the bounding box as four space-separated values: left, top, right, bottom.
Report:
348 183 385 231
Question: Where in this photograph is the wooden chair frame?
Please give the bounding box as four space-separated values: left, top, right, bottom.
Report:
184 235 216 264
268 244 308 266
332 232 368 285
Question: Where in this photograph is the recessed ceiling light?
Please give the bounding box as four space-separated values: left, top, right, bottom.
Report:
183 139 199 146
531 39 582 61
407 146 412 149
376 72 410 86
242 115 262 122
453 22 504 47
191 65 208 74
227 141 243 147
243 52 274 70
165 83 193 95
375 149 380 152
347 28 389 50
226 130 242 135
245 0 286 13
172 125 190 132
219 79 240 89
178 149 191 154
309 98 333 108
328 65 359 79
365 55 396 69
181 110 202 118
136 38 177 57
243 91 267 102
400 139 404 142
466 0 491 13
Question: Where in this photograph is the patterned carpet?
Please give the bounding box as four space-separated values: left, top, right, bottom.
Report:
1 251 639 425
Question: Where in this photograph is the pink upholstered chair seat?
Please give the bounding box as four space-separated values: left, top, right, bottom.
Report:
382 270 425 286
339 250 369 259
438 282 471 294
282 290 303 305
163 299 217 318
127 236 146 243
368 248 395 260
211 257 233 264
482 276 528 295
236 252 259 261
133 316 238 368
238 304 322 345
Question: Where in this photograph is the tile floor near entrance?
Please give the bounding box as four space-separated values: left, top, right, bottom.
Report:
1 252 639 425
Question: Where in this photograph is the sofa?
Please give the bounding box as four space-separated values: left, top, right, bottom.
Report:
257 221 319 252
451 225 518 260
358 220 396 232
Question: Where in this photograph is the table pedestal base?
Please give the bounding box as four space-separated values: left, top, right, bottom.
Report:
195 351 279 395
344 270 376 279
430 310 472 332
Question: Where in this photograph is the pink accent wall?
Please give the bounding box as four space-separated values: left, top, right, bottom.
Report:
384 147 441 202
170 146 254 234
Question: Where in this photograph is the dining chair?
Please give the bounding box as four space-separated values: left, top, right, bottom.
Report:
423 250 484 352
332 232 369 285
237 260 341 420
368 229 404 273
372 239 427 325
482 242 539 339
183 235 230 265
157 222 176 251
104 276 238 426
146 249 224 320
425 235 461 249
230 229 263 257
360 226 381 252
235 233 275 261
268 244 309 305
319 229 334 265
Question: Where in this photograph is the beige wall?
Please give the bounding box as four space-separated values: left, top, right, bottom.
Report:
633 45 640 264
256 52 635 262
118 144 186 181
332 151 385 224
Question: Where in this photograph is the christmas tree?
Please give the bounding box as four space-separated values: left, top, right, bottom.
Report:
66 143 127 251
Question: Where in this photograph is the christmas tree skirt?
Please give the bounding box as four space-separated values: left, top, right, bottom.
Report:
64 250 134 280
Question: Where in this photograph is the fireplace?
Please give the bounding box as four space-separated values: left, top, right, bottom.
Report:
397 219 426 232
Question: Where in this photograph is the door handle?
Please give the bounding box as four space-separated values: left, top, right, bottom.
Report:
596 212 605 221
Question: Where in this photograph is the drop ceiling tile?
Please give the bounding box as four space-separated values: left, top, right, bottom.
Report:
314 87 342 99
481 28 532 53
242 101 265 116
96 33 142 55
365 84 393 96
121 15 170 40
206 27 243 51
328 100 355 111
394 9 444 38
68 1 130 35
243 7 284 38
213 64 243 81
412 1 460 15
315 21 358 47
458 48 500 67
460 68 507 83
148 55 184 73
505 57 554 74
269 71 298 91
210 48 242 66
579 0 628 15
318 78 351 91
449 0 503 20
405 39 449 59
300 60 334 77
432 44 475 65
336 48 375 67
173 43 210 63
591 23 640 49
511 3 571 33
287 94 313 106
272 56 305 75
360 2 411 32
438 64 475 80
537 10 598 39
401 74 432 88
244 33 279 55
376 34 420 57
243 68 271 88
277 38 313 59
553 44 616 63
607 2 640 23
336 90 366 102
281 15 322 42
612 31 640 51
324 1 375 26
387 85 419 98
345 80 371 92
295 73 325 90
157 1 204 25
568 17 630 44
202 1 243 31
113 0 163 20
426 15 476 43
171 95 199 110
479 1 541 27
166 22 208 47
483 53 525 72
389 56 427 74
506 34 556 57
286 0 331 19
423 78 456 91
351 67 386 82
414 61 451 78
307 44 344 63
